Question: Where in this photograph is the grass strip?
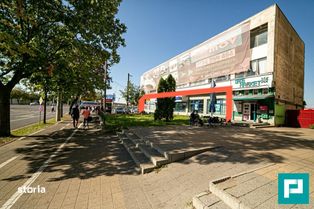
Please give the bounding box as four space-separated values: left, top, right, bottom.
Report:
100 113 189 132
0 118 57 145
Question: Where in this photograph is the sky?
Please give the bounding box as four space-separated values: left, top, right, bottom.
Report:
108 0 314 107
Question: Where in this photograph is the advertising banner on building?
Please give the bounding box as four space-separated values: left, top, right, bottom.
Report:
141 21 251 92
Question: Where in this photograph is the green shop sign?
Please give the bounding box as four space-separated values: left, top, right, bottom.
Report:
234 76 270 89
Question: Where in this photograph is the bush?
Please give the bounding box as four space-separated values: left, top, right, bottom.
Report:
309 124 314 129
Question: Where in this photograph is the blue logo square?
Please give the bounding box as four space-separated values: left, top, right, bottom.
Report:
278 173 309 204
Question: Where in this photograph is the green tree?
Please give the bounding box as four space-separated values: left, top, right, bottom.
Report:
0 0 126 136
120 81 144 106
10 87 24 104
165 74 176 120
154 75 176 121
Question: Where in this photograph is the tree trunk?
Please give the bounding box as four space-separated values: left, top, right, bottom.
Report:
60 92 63 118
0 87 12 137
56 91 61 121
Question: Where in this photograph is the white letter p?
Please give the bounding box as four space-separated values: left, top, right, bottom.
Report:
284 179 303 198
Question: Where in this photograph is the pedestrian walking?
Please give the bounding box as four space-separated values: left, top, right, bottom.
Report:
71 104 80 128
82 106 91 128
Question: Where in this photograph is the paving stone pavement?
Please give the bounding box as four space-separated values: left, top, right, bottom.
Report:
1 122 314 209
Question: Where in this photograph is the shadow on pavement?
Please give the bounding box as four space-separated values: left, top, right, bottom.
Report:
8 121 137 182
132 126 314 165
8 122 314 182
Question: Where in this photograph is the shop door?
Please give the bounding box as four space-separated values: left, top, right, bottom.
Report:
243 103 250 121
250 103 257 122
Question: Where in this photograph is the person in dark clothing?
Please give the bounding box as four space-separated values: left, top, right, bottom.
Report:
71 104 80 128
190 110 203 126
194 111 203 126
190 110 196 125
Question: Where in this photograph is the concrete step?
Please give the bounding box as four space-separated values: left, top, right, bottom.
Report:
193 191 230 209
128 129 216 162
125 131 169 166
117 132 155 174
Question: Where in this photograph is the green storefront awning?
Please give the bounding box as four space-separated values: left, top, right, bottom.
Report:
233 94 274 101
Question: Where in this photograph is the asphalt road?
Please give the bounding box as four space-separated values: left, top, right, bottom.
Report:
10 105 67 130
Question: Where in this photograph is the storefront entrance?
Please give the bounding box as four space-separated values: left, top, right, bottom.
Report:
242 102 257 121
243 103 250 121
250 103 257 122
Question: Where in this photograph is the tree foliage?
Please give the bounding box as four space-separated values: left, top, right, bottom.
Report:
0 0 126 136
10 87 39 104
120 81 144 106
154 74 176 121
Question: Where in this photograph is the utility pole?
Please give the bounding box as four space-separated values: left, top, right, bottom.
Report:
126 73 131 107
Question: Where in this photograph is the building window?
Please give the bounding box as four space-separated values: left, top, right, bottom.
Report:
189 100 204 113
190 79 206 87
250 57 267 75
263 88 269 95
250 24 268 48
253 89 259 95
234 91 240 96
235 72 245 79
216 75 228 82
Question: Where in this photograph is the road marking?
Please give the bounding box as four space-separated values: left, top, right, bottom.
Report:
1 123 83 209
0 156 20 169
59 127 65 131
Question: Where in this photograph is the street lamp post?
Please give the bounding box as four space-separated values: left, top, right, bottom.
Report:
126 73 132 107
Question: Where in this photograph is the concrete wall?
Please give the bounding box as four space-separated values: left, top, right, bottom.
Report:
274 6 305 109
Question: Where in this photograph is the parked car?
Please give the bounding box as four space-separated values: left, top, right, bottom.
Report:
115 107 126 114
129 107 139 114
30 102 39 105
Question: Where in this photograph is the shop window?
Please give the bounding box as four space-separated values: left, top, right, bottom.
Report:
189 100 204 113
250 24 268 48
207 99 225 115
250 57 267 75
175 102 187 112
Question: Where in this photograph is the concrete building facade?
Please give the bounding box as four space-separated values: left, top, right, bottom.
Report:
140 4 304 125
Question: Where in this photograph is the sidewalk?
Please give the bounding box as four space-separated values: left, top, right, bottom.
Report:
1 115 135 209
2 119 313 209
